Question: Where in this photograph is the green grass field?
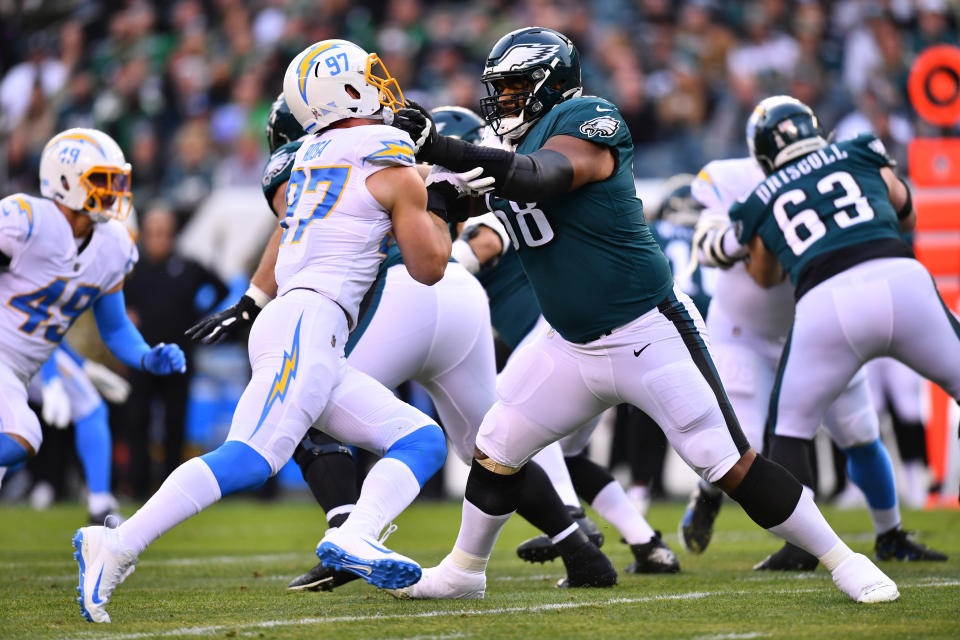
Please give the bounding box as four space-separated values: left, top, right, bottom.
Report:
1 499 958 639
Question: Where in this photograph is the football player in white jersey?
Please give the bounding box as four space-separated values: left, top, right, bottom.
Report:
681 98 945 568
72 40 453 623
0 127 184 495
190 100 620 591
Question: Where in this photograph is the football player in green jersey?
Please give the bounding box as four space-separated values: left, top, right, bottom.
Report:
730 95 959 560
388 28 897 602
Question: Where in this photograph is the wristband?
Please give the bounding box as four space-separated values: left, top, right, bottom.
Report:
245 284 273 308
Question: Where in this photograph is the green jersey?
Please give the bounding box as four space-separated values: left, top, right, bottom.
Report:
485 96 672 344
730 133 912 299
261 141 302 214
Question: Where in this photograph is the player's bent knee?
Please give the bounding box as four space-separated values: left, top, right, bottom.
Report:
464 458 526 515
0 432 31 465
728 454 803 529
292 429 353 475
201 441 272 497
384 424 447 488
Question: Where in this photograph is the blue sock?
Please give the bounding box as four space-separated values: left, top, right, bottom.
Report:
201 441 272 496
74 403 111 494
0 433 29 467
844 439 897 510
384 424 446 488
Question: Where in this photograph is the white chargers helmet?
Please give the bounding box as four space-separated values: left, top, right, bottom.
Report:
282 39 405 134
39 128 133 223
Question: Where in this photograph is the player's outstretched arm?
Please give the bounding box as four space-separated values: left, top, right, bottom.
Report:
93 285 186 374
744 236 784 288
368 165 450 285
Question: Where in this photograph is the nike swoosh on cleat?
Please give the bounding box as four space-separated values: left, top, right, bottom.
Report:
91 566 105 604
633 344 651 357
362 538 393 554
342 563 373 576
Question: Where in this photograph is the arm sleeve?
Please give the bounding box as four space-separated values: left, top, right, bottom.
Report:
92 289 151 370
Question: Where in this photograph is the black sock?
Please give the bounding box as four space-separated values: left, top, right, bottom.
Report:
565 452 616 504
515 461 576 538
768 435 815 489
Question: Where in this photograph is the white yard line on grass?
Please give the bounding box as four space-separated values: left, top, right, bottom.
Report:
0 552 306 569
62 580 960 640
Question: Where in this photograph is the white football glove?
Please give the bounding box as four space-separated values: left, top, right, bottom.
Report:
83 360 132 404
41 378 72 429
425 165 495 198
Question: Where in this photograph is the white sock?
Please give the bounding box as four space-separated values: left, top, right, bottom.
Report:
117 458 221 555
767 486 842 558
451 499 512 572
87 492 115 516
591 480 655 545
870 507 901 535
338 458 420 539
531 443 579 508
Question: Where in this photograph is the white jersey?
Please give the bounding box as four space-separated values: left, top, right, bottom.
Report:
275 124 416 327
691 158 795 339
0 194 137 382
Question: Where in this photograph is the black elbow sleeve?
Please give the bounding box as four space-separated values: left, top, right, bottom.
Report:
897 180 913 220
500 149 574 202
424 135 574 202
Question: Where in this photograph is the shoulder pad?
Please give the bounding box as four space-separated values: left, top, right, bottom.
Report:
848 132 895 167
0 194 39 243
358 126 416 167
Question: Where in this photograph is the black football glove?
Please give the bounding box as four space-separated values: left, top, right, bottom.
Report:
392 100 437 159
426 181 473 224
185 295 262 344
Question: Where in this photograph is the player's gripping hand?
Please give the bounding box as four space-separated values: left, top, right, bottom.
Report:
142 343 187 375
185 294 262 344
426 177 473 224
82 360 132 404
392 100 436 157
41 378 72 428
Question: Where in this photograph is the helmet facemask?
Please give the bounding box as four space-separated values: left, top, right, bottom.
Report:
365 54 405 116
80 165 133 223
481 66 580 141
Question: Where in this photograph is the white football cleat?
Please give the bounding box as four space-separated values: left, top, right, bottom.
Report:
831 552 899 603
387 554 486 600
72 526 138 623
316 526 421 590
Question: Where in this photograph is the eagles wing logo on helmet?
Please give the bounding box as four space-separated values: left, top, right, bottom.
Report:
579 116 619 138
491 44 561 72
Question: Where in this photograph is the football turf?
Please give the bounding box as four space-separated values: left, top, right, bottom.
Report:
1 500 958 639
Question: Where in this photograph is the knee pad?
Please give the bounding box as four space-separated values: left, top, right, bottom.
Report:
729 454 803 529
201 441 272 496
292 428 353 473
384 424 447 487
464 458 527 516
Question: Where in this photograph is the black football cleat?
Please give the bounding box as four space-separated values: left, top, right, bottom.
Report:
678 486 723 554
625 531 680 574
875 527 948 562
555 535 617 589
753 542 819 571
288 561 361 591
517 506 604 564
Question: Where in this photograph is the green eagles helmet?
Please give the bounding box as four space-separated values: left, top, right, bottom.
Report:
655 173 702 228
266 93 305 153
746 95 826 175
430 106 486 144
479 27 582 141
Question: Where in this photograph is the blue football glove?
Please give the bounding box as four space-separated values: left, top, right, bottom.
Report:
141 343 187 375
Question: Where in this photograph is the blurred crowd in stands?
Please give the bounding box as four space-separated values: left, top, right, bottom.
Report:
1 0 956 500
